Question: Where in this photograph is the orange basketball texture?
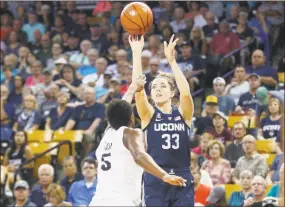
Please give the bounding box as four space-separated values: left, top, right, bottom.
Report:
120 2 153 35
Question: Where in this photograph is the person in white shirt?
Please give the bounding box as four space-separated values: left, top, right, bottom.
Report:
69 40 92 69
194 3 218 28
170 7 186 33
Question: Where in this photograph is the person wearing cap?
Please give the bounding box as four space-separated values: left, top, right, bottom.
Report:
235 73 262 116
52 57 68 81
245 49 278 90
98 77 122 104
206 111 233 146
232 135 268 184
22 10 45 43
243 176 267 207
196 95 219 136
10 180 36 207
205 186 228 207
69 40 92 69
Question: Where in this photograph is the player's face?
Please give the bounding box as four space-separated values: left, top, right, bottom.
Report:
209 144 221 159
151 78 174 104
82 163 96 179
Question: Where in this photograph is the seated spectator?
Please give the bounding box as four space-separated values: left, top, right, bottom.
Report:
10 180 36 207
46 43 64 71
52 57 68 80
63 32 80 57
225 66 250 105
77 48 98 79
144 58 160 95
6 31 22 56
246 50 278 90
1 54 18 84
25 60 45 88
227 4 239 31
45 91 72 130
141 50 151 73
69 40 92 69
170 7 186 33
196 95 218 136
206 111 232 146
34 34 51 67
98 78 122 104
3 130 34 184
202 11 219 45
7 75 24 110
194 3 218 28
224 122 246 168
243 176 267 207
30 164 54 207
0 85 15 141
235 73 262 116
232 135 268 184
12 19 28 45
90 23 109 56
55 64 82 102
44 183 71 207
185 1 201 20
258 97 282 141
68 157 97 206
0 13 12 41
120 68 133 95
60 156 83 196
104 44 118 66
267 164 284 198
1 65 15 92
106 49 128 77
65 87 105 156
189 27 207 57
228 170 253 207
203 77 235 116
13 94 40 131
83 57 108 88
201 140 231 185
192 132 213 167
192 165 211 206
206 186 228 207
266 153 284 185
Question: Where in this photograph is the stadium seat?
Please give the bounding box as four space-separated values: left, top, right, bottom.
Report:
278 72 284 83
228 113 256 129
260 153 276 167
256 140 276 153
26 130 53 143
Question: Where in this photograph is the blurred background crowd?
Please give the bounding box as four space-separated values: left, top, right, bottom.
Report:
0 1 284 207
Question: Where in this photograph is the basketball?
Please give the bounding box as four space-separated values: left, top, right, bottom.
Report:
120 2 153 35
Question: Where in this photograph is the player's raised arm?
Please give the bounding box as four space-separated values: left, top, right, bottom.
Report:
129 36 154 127
164 34 194 126
122 75 146 104
123 128 186 187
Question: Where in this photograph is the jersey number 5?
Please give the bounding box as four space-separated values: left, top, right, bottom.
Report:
101 153 111 171
162 134 179 149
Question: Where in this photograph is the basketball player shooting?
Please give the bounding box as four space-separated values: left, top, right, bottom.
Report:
130 34 195 206
89 75 187 206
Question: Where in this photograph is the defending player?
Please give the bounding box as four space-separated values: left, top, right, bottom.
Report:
89 76 186 206
129 35 195 206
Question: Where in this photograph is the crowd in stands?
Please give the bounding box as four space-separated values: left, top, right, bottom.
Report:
0 1 284 207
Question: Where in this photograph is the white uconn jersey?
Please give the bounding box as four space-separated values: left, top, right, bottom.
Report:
89 126 143 206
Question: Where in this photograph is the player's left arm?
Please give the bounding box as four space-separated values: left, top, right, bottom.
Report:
122 75 146 104
164 35 194 126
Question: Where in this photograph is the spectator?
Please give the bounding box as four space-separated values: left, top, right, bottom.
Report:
0 13 12 41
55 64 82 102
25 60 45 88
90 24 109 56
209 20 240 75
1 65 15 92
28 30 42 53
104 44 118 66
224 122 246 168
192 132 213 167
46 42 63 71
6 31 22 56
207 111 233 146
22 11 45 44
82 57 108 88
52 57 67 80
267 164 284 198
235 73 262 115
192 165 211 206
206 186 228 207
141 50 151 73
246 50 278 90
185 1 200 20
225 66 250 105
77 48 98 79
228 170 253 207
73 11 91 40
68 157 97 206
266 153 284 185
69 40 92 69
63 32 80 56
145 58 160 95
106 49 128 77
120 68 133 95
3 130 34 183
13 94 40 131
146 35 162 59
194 3 218 28
243 176 267 207
50 15 68 39
170 7 186 33
99 78 122 104
227 4 240 31
45 91 72 130
35 34 51 67
7 75 24 110
44 184 71 207
189 26 207 57
12 19 28 45
196 95 218 136
161 25 174 43
201 140 232 185
207 1 224 20
30 164 54 207
17 46 31 79
10 180 36 207
60 156 83 196
232 135 268 184
65 87 105 156
1 54 18 84
202 12 219 45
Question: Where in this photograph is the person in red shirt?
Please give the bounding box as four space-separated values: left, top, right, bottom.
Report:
192 165 211 206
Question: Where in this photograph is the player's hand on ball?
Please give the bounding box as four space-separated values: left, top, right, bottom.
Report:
162 174 187 187
128 35 144 53
164 34 179 64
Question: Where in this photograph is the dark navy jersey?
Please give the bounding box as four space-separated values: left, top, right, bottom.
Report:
144 106 191 169
260 116 281 139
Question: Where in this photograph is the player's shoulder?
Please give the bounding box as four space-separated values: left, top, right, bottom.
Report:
123 127 143 136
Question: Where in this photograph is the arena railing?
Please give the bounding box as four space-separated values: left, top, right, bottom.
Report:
13 140 73 188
